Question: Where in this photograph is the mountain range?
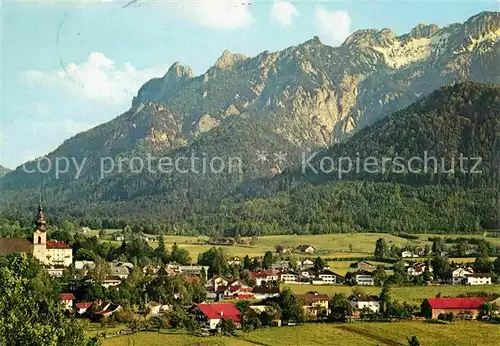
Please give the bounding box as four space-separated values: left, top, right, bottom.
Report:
0 11 499 234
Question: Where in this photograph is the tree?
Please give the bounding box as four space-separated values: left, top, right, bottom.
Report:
243 255 252 269
148 316 164 332
493 257 500 275
0 253 87 346
278 288 304 324
374 238 390 260
373 267 387 286
262 251 274 269
219 319 236 335
154 236 169 264
473 251 493 273
391 261 407 284
432 237 446 255
408 336 420 346
329 293 353 322
379 284 391 316
430 255 451 280
313 256 325 273
197 247 228 277
88 258 111 283
98 229 106 239
169 243 191 265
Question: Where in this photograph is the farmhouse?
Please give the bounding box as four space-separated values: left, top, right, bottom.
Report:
353 261 375 270
191 303 241 330
465 273 492 285
295 245 316 254
316 269 341 285
421 297 489 319
280 271 299 283
252 286 280 300
276 245 291 254
250 270 280 286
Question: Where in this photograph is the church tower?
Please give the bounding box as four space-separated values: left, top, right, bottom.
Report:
32 201 47 264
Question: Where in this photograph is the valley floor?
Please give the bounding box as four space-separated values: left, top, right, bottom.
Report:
98 321 500 346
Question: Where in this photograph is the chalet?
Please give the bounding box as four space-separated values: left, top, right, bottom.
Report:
349 294 380 313
295 292 329 317
252 286 280 300
206 276 229 292
421 297 489 319
146 301 170 315
95 304 122 319
271 261 290 271
352 270 375 286
280 271 299 284
75 302 94 315
59 293 75 310
452 267 474 285
353 261 375 270
296 245 316 254
191 303 241 330
110 263 130 279
465 273 492 285
401 251 418 258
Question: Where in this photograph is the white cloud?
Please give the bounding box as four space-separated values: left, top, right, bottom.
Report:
314 6 351 45
270 1 299 28
177 0 254 29
22 52 165 105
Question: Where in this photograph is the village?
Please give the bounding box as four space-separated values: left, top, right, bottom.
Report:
1 203 498 344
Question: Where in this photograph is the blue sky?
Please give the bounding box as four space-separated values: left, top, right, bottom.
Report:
1 0 498 168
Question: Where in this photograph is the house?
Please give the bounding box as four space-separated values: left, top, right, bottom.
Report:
276 245 291 254
353 261 375 270
316 269 341 285
146 302 170 316
110 263 130 279
349 294 381 313
299 259 314 269
271 261 290 271
59 293 75 310
75 302 94 315
206 276 229 292
295 245 316 254
452 267 474 285
465 273 492 285
102 275 122 288
252 286 280 300
179 265 209 276
228 257 242 266
401 251 418 258
191 303 241 330
352 270 375 286
95 304 122 319
407 263 427 276
421 297 489 319
47 267 65 277
250 270 279 286
280 271 299 284
295 292 329 317
75 260 95 271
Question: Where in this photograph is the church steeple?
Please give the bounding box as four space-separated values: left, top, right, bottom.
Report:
35 198 47 232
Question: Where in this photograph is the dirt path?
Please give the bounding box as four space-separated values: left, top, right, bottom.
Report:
336 326 405 346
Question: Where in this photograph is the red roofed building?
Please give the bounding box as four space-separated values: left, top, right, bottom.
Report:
421 297 489 319
191 303 241 330
59 293 75 310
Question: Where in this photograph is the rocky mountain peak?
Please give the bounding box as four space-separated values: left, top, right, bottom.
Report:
342 28 396 48
214 50 248 69
409 23 440 39
460 11 500 39
165 62 194 81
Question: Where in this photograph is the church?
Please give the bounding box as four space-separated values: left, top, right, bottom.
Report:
0 203 73 275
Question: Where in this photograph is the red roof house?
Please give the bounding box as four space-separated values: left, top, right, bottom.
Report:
421 297 488 319
46 240 71 249
192 303 241 330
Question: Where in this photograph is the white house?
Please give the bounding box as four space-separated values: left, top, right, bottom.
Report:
102 275 122 288
296 245 316 254
59 293 75 310
250 270 280 286
452 267 474 284
349 295 381 313
317 270 340 285
407 263 427 277
401 251 418 258
465 273 492 285
280 272 299 283
299 259 314 269
191 303 241 330
353 270 374 286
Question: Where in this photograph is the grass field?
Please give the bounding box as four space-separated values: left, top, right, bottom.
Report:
283 284 500 304
99 321 500 346
96 231 500 262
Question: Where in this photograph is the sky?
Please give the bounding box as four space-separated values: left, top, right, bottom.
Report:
1 0 498 168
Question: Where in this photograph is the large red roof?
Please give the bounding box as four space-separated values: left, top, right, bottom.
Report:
46 240 71 249
196 303 240 322
425 297 488 309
